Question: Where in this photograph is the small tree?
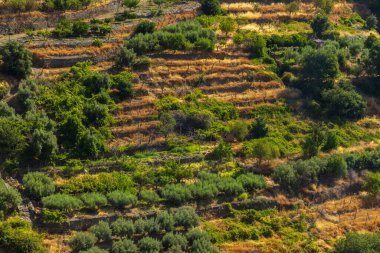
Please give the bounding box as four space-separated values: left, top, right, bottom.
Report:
211 141 234 161
22 172 55 200
366 15 378 30
229 120 249 141
30 128 58 161
124 0 139 10
219 17 236 36
134 21 156 35
250 117 268 138
311 13 330 38
363 172 380 196
158 112 176 137
69 232 97 253
0 41 32 79
325 155 348 179
89 221 112 242
115 48 136 69
302 127 324 158
200 0 221 15
251 141 280 165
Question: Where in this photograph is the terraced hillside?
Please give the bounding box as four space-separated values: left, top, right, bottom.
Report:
0 0 380 253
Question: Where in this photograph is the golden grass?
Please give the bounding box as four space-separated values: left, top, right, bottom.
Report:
29 43 115 58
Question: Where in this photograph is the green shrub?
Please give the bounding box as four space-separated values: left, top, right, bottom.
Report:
69 232 97 253
78 246 108 253
132 56 151 71
236 173 266 191
139 190 160 204
161 184 192 205
89 221 112 242
200 0 221 15
0 41 32 79
311 13 330 38
115 48 136 68
190 182 219 202
41 209 66 223
211 141 234 161
333 232 380 253
0 182 22 215
61 172 136 194
107 191 137 209
325 155 348 179
134 21 156 34
111 218 135 238
363 172 380 196
162 232 188 250
174 206 199 229
0 217 46 253
137 237 162 253
156 211 175 232
112 239 138 253
42 193 83 212
80 192 108 210
22 172 55 199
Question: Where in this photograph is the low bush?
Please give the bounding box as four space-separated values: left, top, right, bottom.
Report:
42 193 83 212
111 218 135 238
22 172 55 200
112 239 138 253
137 237 162 253
107 191 137 209
69 232 97 253
80 192 108 210
89 221 112 242
174 206 199 229
0 217 46 253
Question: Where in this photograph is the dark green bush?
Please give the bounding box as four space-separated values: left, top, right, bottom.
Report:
0 41 32 79
200 0 221 15
333 231 380 253
134 21 156 35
